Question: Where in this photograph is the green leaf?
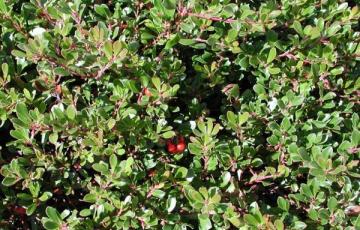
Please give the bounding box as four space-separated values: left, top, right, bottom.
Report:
210 193 221 204
277 197 289 211
83 194 97 203
174 167 188 178
11 49 26 58
152 77 161 90
228 215 241 227
29 182 40 197
327 22 341 37
198 214 212 230
337 2 348 11
308 209 318 220
103 41 113 59
226 29 238 42
293 221 307 229
166 197 176 212
10 129 29 141
2 177 19 186
80 209 91 217
290 96 304 106
163 0 176 9
268 67 281 74
39 192 53 202
109 154 118 170
124 157 134 175
267 135 279 145
0 0 8 12
253 84 266 95
165 34 179 49
238 112 249 125
192 190 204 203
92 162 109 174
17 193 33 200
322 92 336 101
281 117 291 131
113 41 123 56
0 1 358 228
23 89 33 101
43 220 59 230
330 66 344 75
152 189 165 199
54 67 70 76
274 219 284 230
45 207 62 224
49 133 58 144
352 129 360 146
179 39 195 46
188 143 202 155
94 4 111 18
66 105 76 120
107 118 116 130
310 27 321 39
327 197 337 213
184 186 204 206
244 214 259 226
117 49 128 61
292 21 304 36
227 111 236 124
211 124 220 136
162 131 175 139
220 172 231 187
27 203 37 215
16 103 31 125
267 47 277 64
2 63 8 78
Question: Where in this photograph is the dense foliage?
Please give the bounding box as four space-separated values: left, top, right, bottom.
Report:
0 0 359 229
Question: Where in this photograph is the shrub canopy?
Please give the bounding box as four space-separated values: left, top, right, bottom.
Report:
0 0 359 229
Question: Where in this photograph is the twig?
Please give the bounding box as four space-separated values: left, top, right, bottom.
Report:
187 12 236 24
95 57 115 80
146 184 162 198
244 174 277 186
43 56 90 79
278 51 298 60
345 206 360 216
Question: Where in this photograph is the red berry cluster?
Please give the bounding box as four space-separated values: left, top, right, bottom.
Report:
166 136 186 154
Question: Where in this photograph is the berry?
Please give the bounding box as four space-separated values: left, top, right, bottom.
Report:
176 142 186 153
166 140 177 153
143 87 152 97
13 206 26 215
55 84 62 95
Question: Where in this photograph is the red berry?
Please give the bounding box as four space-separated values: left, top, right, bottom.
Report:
166 140 177 153
148 169 156 177
176 142 186 153
53 188 63 195
176 135 186 153
178 136 185 144
55 85 62 95
143 87 152 97
13 206 26 215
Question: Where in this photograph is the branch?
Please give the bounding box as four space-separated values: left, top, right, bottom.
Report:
146 184 163 198
95 57 116 80
278 51 298 60
43 56 90 79
345 206 360 216
244 174 277 186
187 12 236 24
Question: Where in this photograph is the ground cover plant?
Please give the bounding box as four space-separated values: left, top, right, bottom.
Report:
0 0 360 229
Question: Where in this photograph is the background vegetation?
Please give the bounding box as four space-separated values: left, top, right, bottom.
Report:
0 0 359 229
